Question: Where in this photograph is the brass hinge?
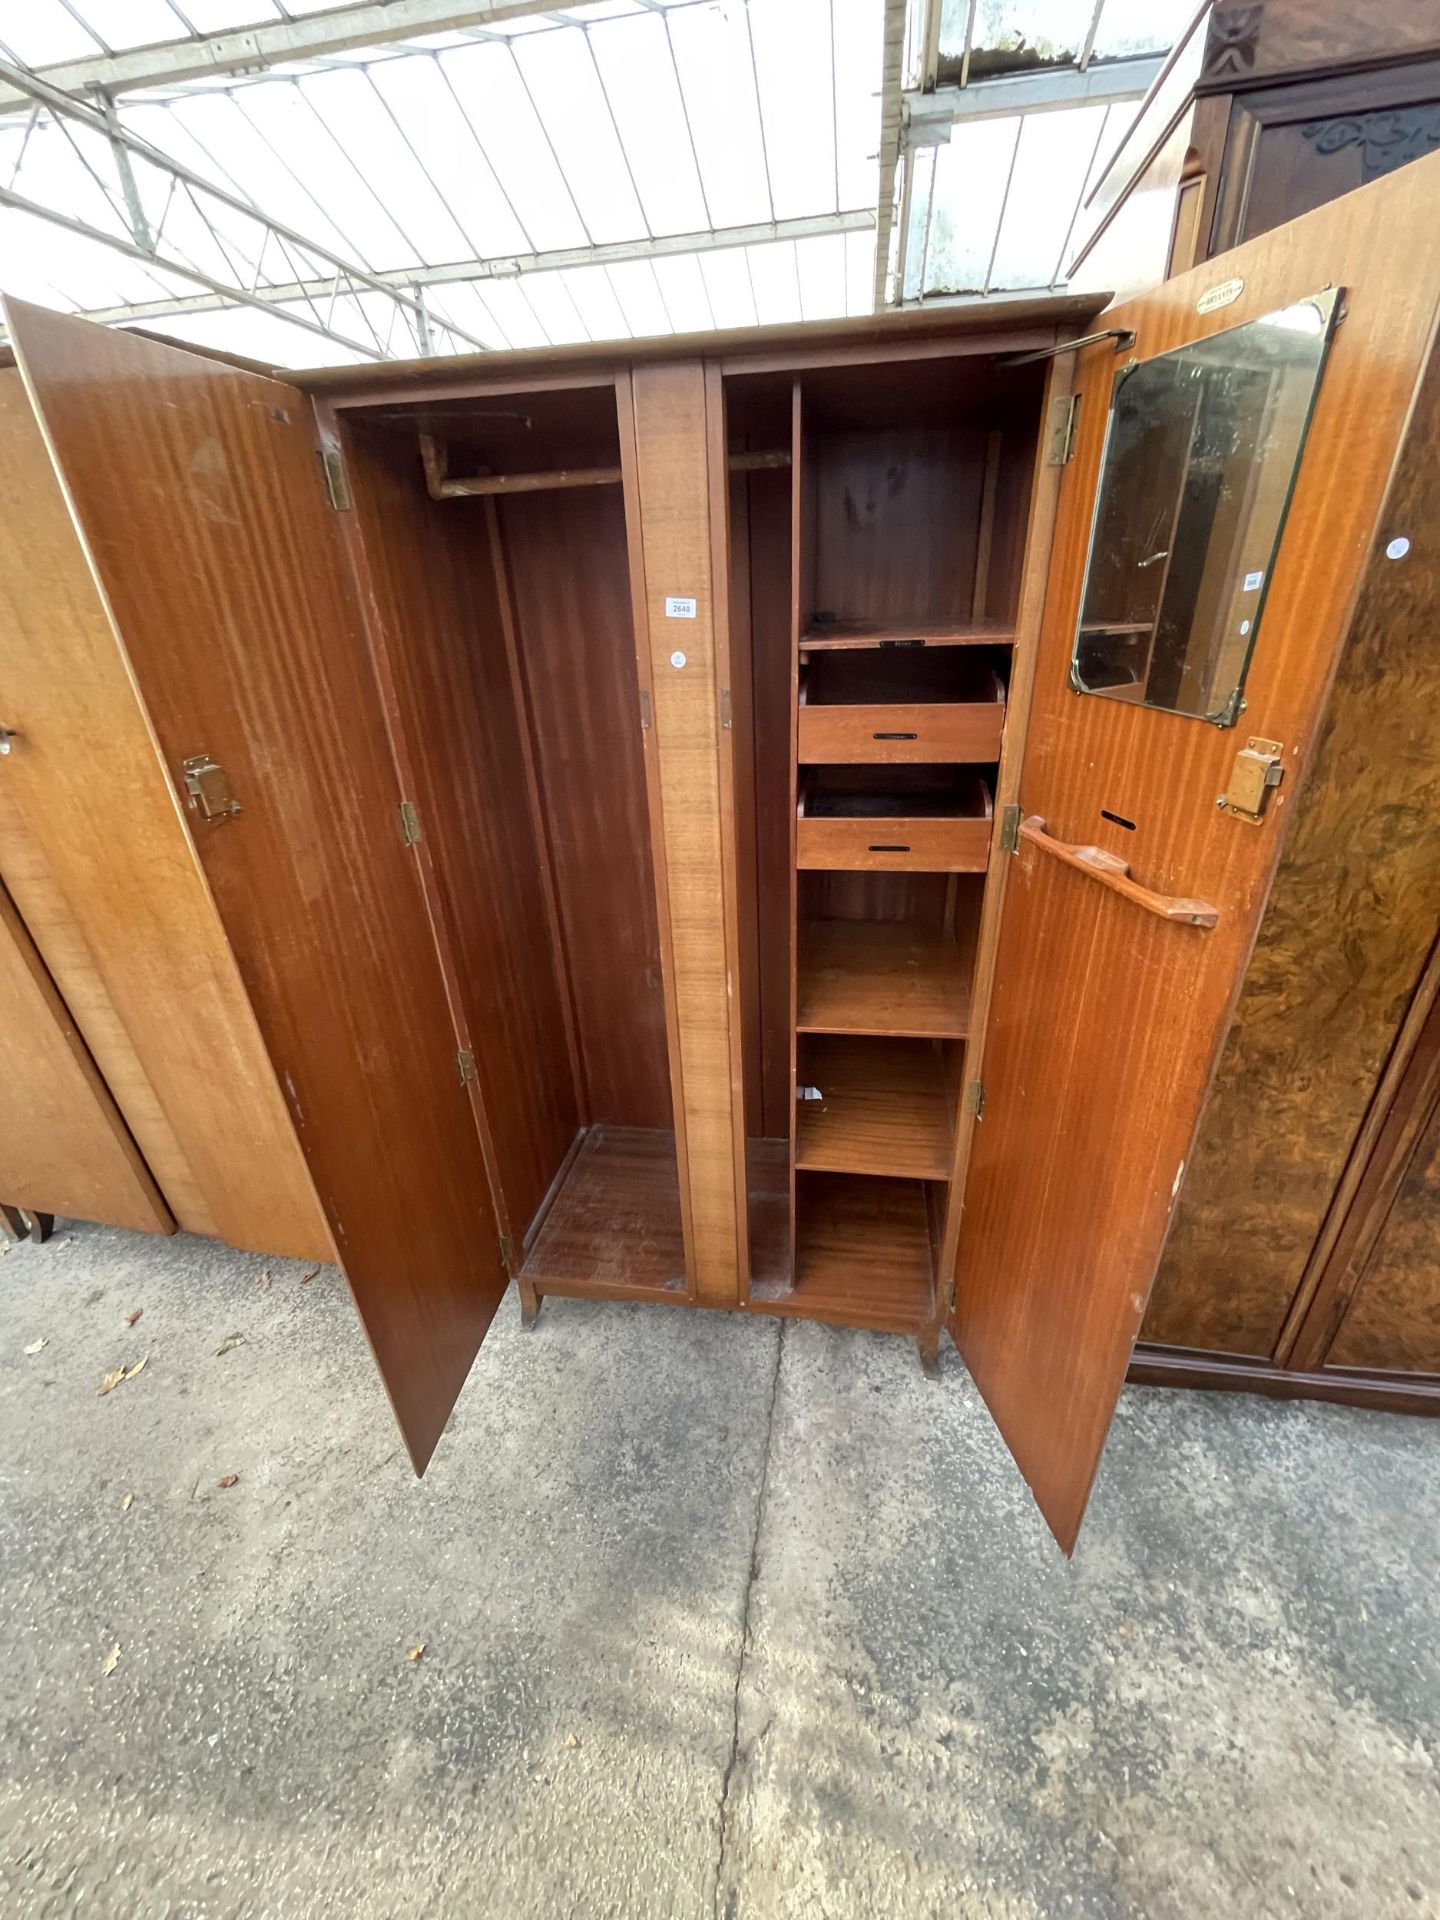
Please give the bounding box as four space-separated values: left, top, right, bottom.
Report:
1045 393 1081 465
639 687 652 731
398 799 421 845
182 754 241 825
963 1078 985 1119
998 802 1022 853
499 1232 515 1272
719 686 733 730
321 445 351 511
456 1047 476 1086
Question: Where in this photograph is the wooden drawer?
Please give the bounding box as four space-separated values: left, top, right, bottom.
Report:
797 815 993 871
797 771 994 872
798 698 1005 765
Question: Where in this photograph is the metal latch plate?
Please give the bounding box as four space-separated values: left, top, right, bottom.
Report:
182 754 241 824
1221 736 1284 822
1045 394 1080 465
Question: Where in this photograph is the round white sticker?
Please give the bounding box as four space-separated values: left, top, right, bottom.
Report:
670 650 686 669
1386 536 1411 561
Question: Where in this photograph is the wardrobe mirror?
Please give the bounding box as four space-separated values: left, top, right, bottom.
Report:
1070 287 1341 725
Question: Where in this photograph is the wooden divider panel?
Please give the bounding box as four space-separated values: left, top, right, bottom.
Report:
623 363 742 1308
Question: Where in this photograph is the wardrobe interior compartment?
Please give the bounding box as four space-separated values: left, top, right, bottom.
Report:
726 348 1042 1327
339 383 685 1294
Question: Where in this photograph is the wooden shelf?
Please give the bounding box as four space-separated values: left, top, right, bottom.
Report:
796 1035 953 1180
800 618 1015 652
522 1125 686 1292
798 919 971 1038
750 1173 934 1331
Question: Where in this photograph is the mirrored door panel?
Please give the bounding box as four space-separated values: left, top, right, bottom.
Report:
1071 288 1341 725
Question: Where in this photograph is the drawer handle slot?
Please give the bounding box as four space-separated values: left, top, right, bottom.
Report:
872 731 918 741
868 842 910 853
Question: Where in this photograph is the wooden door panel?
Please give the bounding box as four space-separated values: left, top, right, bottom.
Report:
953 155 1440 1550
5 300 505 1471
0 880 172 1234
0 366 328 1260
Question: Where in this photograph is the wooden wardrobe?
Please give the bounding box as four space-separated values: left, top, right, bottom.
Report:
2 153 1437 1551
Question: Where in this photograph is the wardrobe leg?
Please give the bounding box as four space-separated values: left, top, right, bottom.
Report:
0 1204 28 1244
24 1210 55 1244
917 1324 941 1381
518 1278 543 1331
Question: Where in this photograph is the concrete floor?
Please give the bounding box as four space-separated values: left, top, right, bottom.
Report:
0 1222 1436 1919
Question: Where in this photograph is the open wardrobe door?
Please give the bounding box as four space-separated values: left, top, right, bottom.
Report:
5 299 506 1472
952 155 1440 1551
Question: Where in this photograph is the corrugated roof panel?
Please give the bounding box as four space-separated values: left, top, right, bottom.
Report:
0 0 104 65
698 247 760 331
604 257 674 336
749 0 842 222
62 0 183 53
587 14 711 237
666 3 774 230
368 55 535 259
745 239 803 326
555 262 630 342
509 28 647 245
440 41 590 253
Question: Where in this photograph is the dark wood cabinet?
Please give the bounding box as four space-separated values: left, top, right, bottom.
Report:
3 152 1438 1546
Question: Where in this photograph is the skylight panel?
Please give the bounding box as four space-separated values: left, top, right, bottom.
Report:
744 239 803 326
698 248 759 331
228 81 413 267
665 2 773 230
299 67 473 266
441 41 589 253
651 252 715 334
587 14 710 237
1091 0 1195 59
833 0 885 210
986 100 1106 288
0 0 104 65
162 302 370 366
510 26 647 244
419 282 510 352
367 55 532 260
909 115 1021 296
604 258 673 336
62 0 188 53
514 268 590 345
945 1 1095 73
556 264 628 342
844 228 875 313
747 0 840 221
794 230 847 321
471 275 551 349
175 1 284 33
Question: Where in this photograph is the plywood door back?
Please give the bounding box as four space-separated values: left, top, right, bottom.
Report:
0 879 171 1234
952 154 1440 1550
0 367 329 1261
6 300 505 1472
